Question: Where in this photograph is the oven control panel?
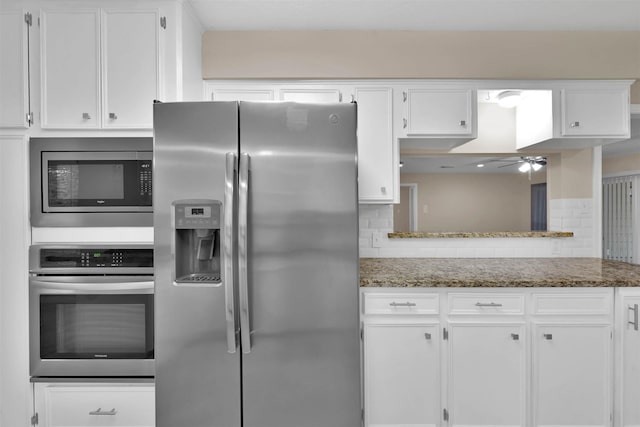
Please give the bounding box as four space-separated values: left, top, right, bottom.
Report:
39 248 153 268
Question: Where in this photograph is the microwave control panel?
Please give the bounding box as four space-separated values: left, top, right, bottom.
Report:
139 160 152 197
39 248 153 268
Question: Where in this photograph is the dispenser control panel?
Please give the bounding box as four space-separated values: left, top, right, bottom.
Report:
174 202 221 229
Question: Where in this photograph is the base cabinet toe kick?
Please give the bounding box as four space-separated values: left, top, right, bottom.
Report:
361 287 640 427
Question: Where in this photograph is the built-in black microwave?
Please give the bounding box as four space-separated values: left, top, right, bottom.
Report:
30 138 153 227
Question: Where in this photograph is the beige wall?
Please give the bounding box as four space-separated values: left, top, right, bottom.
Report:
603 153 640 175
202 31 640 102
400 172 545 232
547 149 594 199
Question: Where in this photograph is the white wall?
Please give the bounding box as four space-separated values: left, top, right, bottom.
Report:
0 135 31 427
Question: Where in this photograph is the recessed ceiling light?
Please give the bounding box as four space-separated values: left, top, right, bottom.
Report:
476 164 485 168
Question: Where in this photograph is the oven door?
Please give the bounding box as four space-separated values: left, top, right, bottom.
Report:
29 276 154 378
42 151 152 213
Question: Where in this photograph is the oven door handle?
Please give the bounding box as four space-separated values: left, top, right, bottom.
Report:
29 278 154 292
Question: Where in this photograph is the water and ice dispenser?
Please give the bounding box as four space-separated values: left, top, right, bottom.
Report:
173 200 222 284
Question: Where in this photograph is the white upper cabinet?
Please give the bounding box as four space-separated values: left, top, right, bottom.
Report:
101 10 159 129
0 11 30 128
399 87 477 151
209 88 275 101
40 8 160 129
41 9 101 129
560 88 629 137
279 87 342 103
355 87 396 203
404 88 475 136
516 82 631 150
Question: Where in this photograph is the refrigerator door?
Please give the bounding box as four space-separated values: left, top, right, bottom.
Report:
239 102 361 427
153 102 241 427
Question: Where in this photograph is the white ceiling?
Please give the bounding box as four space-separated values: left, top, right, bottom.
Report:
189 0 640 31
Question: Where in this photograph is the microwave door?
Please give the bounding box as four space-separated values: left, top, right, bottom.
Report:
42 151 152 213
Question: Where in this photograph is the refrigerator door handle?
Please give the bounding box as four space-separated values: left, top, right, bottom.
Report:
238 152 252 353
224 152 238 353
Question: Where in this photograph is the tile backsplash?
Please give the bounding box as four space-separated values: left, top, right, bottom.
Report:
359 199 597 258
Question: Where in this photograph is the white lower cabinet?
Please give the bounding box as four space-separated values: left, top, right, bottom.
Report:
364 323 441 427
362 288 618 427
33 382 155 427
616 288 640 427
448 322 527 427
532 323 612 427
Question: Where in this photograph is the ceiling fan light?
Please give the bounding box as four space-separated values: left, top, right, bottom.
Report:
518 162 531 173
497 90 522 108
532 163 543 171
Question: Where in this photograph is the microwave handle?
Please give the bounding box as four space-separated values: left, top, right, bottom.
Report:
29 278 154 292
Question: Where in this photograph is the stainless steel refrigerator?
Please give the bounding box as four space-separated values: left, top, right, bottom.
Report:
153 101 361 427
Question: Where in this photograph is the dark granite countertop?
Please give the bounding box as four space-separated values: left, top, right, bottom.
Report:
360 258 640 288
388 231 574 239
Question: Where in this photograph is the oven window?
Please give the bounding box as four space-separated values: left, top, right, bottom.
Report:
40 295 153 359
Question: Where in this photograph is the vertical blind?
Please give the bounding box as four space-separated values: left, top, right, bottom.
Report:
603 175 637 263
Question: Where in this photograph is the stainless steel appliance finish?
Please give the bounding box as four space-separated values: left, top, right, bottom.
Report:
29 244 154 378
29 137 153 227
154 101 361 427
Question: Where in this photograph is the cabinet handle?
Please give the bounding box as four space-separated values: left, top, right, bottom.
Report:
570 121 580 128
109 113 118 120
82 113 91 120
380 186 386 195
475 302 503 307
459 120 466 127
389 301 417 307
543 333 553 340
629 304 639 331
511 333 519 341
424 332 432 340
89 408 117 416
403 91 407 102
403 118 407 129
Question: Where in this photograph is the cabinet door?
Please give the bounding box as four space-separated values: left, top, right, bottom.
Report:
102 10 159 129
41 10 100 128
405 89 474 136
533 323 612 427
0 11 29 128
448 322 526 427
364 323 440 427
561 88 629 137
355 87 395 203
620 295 640 427
34 383 155 427
209 88 275 101
279 88 342 103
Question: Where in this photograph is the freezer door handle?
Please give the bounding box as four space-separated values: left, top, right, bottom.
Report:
239 152 252 353
224 152 238 353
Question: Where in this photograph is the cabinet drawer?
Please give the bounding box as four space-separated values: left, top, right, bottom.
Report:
43 385 154 427
448 293 525 315
532 292 612 315
364 293 439 315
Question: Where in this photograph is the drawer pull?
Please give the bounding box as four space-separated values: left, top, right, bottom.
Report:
475 302 503 307
89 408 117 416
389 301 417 307
629 304 639 331
543 333 553 340
511 333 519 341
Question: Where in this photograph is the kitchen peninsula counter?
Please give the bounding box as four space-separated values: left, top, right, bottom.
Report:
388 231 574 238
360 258 640 288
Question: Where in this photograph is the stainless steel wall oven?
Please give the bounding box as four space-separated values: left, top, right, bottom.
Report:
29 245 154 378
30 137 152 227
